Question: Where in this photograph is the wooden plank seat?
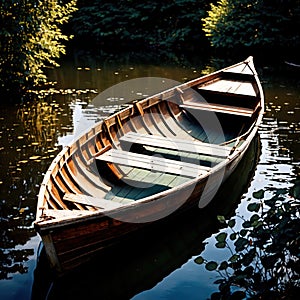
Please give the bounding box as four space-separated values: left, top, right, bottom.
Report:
180 102 254 117
120 132 231 158
198 79 257 97
95 148 210 178
63 193 125 210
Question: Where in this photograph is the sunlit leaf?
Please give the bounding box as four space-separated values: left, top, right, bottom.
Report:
29 156 41 160
217 215 226 223
18 160 28 164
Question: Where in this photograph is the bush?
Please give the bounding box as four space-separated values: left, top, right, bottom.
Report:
0 0 77 102
202 0 300 51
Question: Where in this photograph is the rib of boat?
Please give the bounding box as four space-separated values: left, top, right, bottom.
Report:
34 56 264 273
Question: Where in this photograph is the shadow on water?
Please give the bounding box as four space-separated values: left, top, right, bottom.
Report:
31 134 261 300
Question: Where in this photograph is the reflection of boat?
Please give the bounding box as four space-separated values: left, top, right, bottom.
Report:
34 57 264 273
31 135 261 299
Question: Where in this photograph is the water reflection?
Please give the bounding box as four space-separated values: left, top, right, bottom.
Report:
0 93 95 283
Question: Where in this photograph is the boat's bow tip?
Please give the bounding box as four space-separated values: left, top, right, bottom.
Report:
245 56 254 63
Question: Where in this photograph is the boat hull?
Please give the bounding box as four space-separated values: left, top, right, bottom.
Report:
36 136 253 273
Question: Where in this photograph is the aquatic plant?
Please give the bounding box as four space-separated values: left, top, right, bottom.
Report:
195 186 300 299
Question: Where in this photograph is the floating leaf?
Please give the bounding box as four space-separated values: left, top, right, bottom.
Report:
253 189 265 199
217 215 226 223
242 221 252 228
228 219 236 228
275 188 287 196
234 237 249 251
247 202 260 212
264 198 277 207
194 256 204 264
242 251 256 267
216 232 227 242
205 261 218 271
229 254 239 263
230 232 237 240
219 261 228 270
240 229 248 237
216 242 226 248
250 214 260 226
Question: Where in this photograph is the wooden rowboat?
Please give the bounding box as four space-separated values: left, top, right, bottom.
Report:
32 135 260 298
34 56 264 273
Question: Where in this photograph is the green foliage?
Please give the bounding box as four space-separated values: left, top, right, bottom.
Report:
0 0 77 100
71 0 210 51
202 0 300 50
194 187 300 299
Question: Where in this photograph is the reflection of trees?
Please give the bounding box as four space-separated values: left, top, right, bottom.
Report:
1 96 73 280
0 91 97 281
0 249 34 280
0 197 36 279
17 98 71 147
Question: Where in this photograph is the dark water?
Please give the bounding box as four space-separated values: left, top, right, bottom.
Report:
0 54 299 299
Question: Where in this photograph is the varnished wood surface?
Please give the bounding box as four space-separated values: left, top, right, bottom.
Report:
120 132 231 157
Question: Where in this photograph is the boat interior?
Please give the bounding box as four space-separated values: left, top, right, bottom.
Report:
39 68 262 213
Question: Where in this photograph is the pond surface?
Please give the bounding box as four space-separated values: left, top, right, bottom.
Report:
0 53 299 299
